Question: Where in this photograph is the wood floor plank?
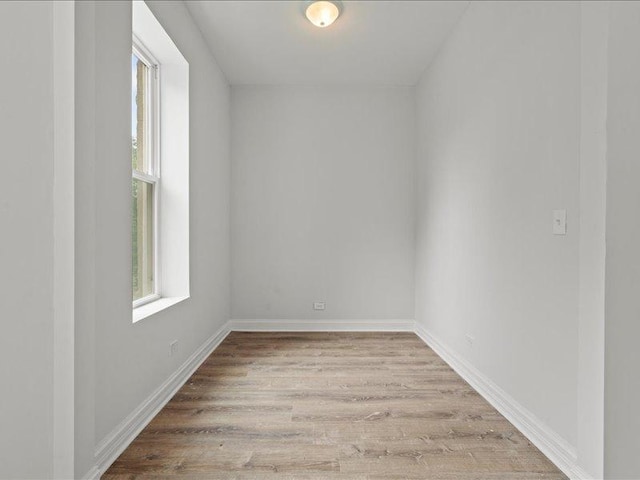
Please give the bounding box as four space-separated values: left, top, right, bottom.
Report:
102 332 567 479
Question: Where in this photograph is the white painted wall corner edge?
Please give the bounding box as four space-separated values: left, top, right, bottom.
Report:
413 323 585 480
84 319 588 480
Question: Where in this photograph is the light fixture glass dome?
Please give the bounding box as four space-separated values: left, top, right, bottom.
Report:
305 1 340 28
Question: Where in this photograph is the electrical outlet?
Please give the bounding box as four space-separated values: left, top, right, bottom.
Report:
465 334 474 347
169 340 178 357
313 302 326 311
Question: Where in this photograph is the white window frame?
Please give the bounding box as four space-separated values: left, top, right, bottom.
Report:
132 0 190 323
132 36 162 309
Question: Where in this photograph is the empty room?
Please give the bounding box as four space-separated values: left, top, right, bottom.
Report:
1 0 639 479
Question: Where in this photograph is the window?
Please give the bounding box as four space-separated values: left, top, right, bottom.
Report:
132 0 189 322
131 40 160 307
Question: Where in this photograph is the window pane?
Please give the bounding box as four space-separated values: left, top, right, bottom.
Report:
131 53 149 174
132 178 154 301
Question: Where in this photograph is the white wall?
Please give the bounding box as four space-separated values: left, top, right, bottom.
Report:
73 0 231 475
74 3 98 475
231 86 415 321
0 2 55 478
577 2 608 477
604 3 640 478
415 0 580 453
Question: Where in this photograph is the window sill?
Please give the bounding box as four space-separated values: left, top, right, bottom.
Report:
133 295 189 323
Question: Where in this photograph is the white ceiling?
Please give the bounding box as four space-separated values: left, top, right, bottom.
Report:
185 1 469 86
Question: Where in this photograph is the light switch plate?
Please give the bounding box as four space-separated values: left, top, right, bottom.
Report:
313 302 326 311
553 210 567 235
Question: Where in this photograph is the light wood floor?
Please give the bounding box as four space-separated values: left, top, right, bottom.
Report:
103 332 567 479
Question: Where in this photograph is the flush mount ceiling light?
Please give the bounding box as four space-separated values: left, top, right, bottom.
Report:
305 1 341 28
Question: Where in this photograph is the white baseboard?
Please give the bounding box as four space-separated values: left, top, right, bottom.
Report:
571 466 595 480
92 321 231 477
80 466 99 480
413 323 583 480
228 318 414 332
85 319 588 480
